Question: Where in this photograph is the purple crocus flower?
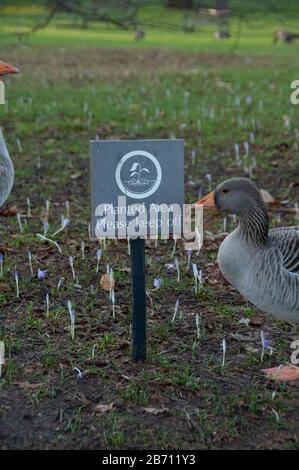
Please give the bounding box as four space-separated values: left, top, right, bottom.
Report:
165 263 175 274
96 249 103 273
261 330 270 349
0 253 3 277
153 278 162 289
37 268 48 281
43 221 49 236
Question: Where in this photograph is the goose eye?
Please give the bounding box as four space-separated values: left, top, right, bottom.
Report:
222 189 229 194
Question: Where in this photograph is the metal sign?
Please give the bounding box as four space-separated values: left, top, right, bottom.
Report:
90 139 184 239
90 139 185 361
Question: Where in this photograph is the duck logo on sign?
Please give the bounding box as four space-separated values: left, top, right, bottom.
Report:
115 150 162 199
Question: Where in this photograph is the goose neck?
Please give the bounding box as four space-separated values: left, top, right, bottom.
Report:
239 204 269 247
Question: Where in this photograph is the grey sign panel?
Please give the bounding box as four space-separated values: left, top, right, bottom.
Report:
90 139 184 238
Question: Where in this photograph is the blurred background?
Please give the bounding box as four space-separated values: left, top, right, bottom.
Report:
1 0 299 202
1 1 299 450
1 1 299 52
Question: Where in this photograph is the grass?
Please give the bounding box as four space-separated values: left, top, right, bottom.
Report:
0 3 298 451
0 2 299 57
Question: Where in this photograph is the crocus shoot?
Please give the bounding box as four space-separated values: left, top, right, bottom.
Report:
96 248 102 273
26 198 32 217
222 338 226 369
187 248 192 270
28 251 33 276
65 200 70 218
36 234 62 255
52 216 70 237
109 267 114 300
0 254 3 277
67 300 75 340
17 213 23 233
0 341 4 378
192 263 202 294
175 257 180 283
45 199 50 220
171 236 177 257
43 222 49 236
111 289 115 318
45 293 50 318
69 256 76 280
195 313 201 340
15 267 19 298
171 299 179 324
81 241 85 260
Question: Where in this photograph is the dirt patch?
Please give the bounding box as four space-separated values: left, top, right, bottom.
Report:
0 44 298 450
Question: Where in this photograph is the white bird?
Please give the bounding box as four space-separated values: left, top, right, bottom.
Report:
0 61 18 211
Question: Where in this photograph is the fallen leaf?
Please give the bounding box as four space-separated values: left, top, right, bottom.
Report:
141 407 169 415
0 204 17 217
100 273 115 291
95 403 115 413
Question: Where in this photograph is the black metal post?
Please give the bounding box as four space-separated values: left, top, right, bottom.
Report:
130 237 146 361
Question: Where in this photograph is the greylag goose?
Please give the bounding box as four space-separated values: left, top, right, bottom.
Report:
196 177 299 381
0 61 18 215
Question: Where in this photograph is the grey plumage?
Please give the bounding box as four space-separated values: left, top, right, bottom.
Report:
209 178 299 322
0 129 14 206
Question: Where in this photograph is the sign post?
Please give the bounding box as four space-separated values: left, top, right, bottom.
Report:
90 139 184 361
130 237 146 360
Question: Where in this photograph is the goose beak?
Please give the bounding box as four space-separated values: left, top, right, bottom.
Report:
193 191 215 209
0 62 19 76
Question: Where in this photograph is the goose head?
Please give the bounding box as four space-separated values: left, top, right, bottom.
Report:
195 177 269 246
195 177 267 216
0 61 19 77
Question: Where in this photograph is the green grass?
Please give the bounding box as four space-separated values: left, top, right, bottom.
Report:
0 2 298 452
0 2 299 58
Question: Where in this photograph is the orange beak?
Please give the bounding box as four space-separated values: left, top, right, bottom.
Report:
0 61 19 76
193 191 215 209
